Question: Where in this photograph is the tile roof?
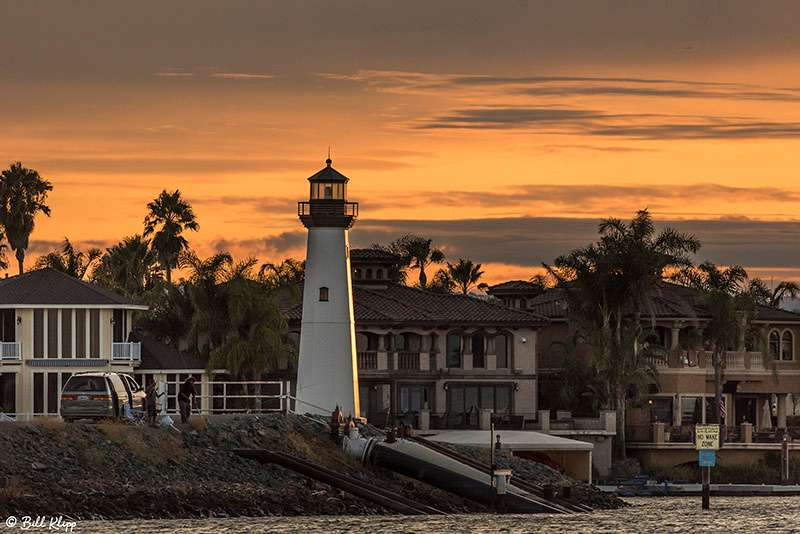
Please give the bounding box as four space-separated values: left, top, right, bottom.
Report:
487 280 544 294
350 248 401 263
528 282 800 324
283 282 548 327
130 332 206 370
0 268 146 308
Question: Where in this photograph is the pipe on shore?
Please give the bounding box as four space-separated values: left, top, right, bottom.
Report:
233 449 443 515
409 435 591 513
349 438 569 514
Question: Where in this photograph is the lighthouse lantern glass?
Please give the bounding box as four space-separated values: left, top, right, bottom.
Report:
310 182 346 200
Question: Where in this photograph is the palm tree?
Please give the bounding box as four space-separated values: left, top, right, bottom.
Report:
259 258 305 289
0 162 53 275
143 190 199 283
387 234 444 288
747 278 800 308
92 235 157 297
33 238 102 279
545 209 700 457
180 251 233 353
206 258 296 410
672 261 757 426
446 258 489 294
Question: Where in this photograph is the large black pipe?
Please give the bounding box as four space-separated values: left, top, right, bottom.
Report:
368 442 564 514
409 436 589 513
234 449 442 515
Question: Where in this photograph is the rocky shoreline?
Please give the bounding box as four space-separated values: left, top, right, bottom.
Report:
0 414 622 519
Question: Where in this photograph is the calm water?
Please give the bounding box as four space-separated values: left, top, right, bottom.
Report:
57 497 800 534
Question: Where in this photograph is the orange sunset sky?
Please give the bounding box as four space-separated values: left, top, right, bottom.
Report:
2 1 800 286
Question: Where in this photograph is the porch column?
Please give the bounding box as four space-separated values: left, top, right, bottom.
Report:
778 394 788 429
377 334 388 370
670 326 680 349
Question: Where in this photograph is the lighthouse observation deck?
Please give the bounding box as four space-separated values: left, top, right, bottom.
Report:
298 199 358 229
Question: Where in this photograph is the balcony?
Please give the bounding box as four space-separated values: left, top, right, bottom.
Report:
0 342 21 361
111 342 142 361
357 351 377 369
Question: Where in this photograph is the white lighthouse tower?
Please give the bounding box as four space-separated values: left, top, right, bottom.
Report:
295 158 360 417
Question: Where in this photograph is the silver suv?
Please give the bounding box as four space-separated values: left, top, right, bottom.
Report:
60 372 146 421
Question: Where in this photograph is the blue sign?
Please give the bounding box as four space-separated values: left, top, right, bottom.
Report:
699 449 716 467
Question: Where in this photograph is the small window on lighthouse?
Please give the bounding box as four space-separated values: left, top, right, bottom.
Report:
319 287 329 301
324 186 333 199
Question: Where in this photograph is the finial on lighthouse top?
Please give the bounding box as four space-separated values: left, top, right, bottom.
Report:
326 147 332 167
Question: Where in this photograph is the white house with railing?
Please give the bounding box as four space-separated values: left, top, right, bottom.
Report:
0 268 148 417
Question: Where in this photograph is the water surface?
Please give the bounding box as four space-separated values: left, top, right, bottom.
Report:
75 497 800 533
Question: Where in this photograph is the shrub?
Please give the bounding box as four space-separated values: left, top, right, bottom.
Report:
647 463 697 482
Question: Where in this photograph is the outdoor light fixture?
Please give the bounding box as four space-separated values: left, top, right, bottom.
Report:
16 317 22 325
521 337 527 343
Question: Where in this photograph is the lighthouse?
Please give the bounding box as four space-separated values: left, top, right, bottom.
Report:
295 158 360 417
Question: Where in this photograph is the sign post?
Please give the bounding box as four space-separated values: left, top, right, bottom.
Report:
695 424 720 510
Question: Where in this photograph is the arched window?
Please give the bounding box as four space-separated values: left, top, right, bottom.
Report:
782 331 794 361
472 334 485 368
446 334 461 368
770 330 780 360
495 334 508 368
395 333 407 351
377 269 384 279
366 269 373 279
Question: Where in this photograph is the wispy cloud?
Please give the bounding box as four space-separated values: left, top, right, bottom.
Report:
153 72 194 77
210 73 274 80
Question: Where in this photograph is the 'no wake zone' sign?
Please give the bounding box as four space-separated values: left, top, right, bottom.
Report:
695 424 720 450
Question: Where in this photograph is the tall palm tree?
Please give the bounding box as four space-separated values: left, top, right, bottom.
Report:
143 190 199 283
672 261 757 426
91 235 157 297
0 162 53 275
180 251 233 353
446 258 488 294
33 238 102 279
545 209 700 457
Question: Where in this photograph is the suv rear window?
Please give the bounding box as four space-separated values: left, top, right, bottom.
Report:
64 376 107 392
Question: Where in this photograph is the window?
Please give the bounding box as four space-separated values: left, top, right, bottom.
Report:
446 334 461 368
356 333 369 352
472 334 485 368
75 309 86 358
33 309 43 358
395 333 407 351
319 287 329 301
324 185 333 199
782 331 794 361
645 397 673 424
399 384 431 412
680 396 703 425
61 309 72 359
377 269 384 279
495 335 508 368
770 330 780 360
448 384 511 415
366 269 373 279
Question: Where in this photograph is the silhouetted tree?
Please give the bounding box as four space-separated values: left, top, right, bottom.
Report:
34 237 101 279
0 230 8 272
747 278 800 309
92 235 157 297
0 162 52 275
446 258 488 294
143 190 199 283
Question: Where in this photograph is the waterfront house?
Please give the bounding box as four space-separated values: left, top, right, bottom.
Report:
0 268 147 417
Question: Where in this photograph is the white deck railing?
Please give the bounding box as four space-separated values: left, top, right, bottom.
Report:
111 342 141 361
0 341 21 360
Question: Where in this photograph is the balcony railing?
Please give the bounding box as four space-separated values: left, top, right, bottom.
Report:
357 351 378 369
111 342 141 361
297 201 358 217
643 353 669 369
397 351 421 370
0 342 21 361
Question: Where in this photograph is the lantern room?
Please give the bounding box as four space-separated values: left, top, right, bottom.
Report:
309 158 348 200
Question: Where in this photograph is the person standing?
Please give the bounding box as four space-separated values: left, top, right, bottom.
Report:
145 379 163 428
178 376 197 424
